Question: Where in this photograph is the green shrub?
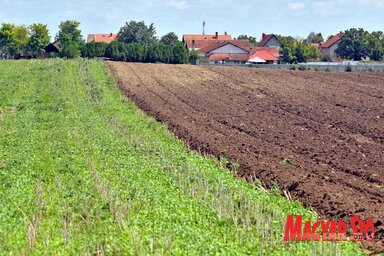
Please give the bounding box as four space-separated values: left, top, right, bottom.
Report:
298 65 306 71
321 55 332 62
345 63 352 72
81 42 108 58
60 41 81 58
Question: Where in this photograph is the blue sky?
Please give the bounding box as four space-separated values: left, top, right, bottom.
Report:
1 0 384 41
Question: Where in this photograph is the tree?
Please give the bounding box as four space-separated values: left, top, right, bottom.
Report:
57 20 84 58
160 32 179 45
188 49 200 64
368 31 384 61
279 38 320 63
172 42 188 64
335 28 369 61
28 23 50 58
238 34 257 46
10 25 30 58
305 32 324 44
57 20 83 45
0 23 15 59
117 21 157 44
367 34 383 61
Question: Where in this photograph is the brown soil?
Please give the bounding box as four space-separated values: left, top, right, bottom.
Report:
106 62 384 252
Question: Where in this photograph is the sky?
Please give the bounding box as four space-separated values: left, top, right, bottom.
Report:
1 0 384 42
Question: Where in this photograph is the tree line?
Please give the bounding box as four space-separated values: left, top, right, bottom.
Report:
278 29 384 63
0 23 50 59
0 20 189 63
336 28 384 61
81 21 188 64
1 20 384 63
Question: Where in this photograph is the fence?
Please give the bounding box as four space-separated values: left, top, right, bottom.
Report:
198 63 384 72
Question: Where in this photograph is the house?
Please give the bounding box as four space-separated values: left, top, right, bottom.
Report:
44 39 61 56
248 47 280 64
320 33 344 60
257 33 281 48
87 33 117 43
198 40 252 64
182 32 232 50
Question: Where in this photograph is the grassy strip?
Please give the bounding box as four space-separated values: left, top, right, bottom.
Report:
0 59 366 255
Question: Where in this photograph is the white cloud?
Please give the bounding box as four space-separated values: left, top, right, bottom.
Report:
313 1 342 15
288 2 305 11
1 0 27 6
359 0 384 8
168 0 188 10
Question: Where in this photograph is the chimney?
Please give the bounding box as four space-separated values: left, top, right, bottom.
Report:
203 21 206 35
224 31 227 35
215 32 218 39
192 40 195 49
262 33 266 40
110 32 112 37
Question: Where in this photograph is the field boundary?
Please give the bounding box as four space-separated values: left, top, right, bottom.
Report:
199 63 384 72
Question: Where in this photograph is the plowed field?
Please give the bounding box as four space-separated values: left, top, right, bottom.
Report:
107 62 384 250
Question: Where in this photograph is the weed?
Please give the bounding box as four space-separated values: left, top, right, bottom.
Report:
280 158 293 165
0 59 365 255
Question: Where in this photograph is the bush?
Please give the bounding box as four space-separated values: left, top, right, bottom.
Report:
345 63 352 72
60 42 81 58
105 41 188 64
298 65 306 71
325 67 331 72
289 65 297 70
321 55 332 62
81 42 108 58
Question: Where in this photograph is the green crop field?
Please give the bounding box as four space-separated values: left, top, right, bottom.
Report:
0 59 366 255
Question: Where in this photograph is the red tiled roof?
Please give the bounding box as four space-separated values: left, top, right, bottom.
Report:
183 34 233 49
251 47 280 58
183 34 232 42
185 40 223 49
249 49 279 61
87 33 117 43
199 40 252 54
229 54 251 61
209 53 250 61
209 53 230 61
257 33 279 47
320 33 344 49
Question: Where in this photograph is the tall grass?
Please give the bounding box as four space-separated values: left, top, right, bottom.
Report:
0 59 366 255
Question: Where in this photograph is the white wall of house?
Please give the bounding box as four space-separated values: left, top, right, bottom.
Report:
263 37 281 47
321 43 339 59
208 44 248 54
